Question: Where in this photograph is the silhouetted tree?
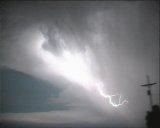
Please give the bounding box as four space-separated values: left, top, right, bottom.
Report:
145 105 160 128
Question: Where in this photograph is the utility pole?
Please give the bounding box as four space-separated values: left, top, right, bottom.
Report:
140 75 157 110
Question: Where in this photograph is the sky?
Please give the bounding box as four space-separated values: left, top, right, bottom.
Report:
0 1 159 128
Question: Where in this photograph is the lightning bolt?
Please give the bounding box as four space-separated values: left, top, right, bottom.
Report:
36 31 128 107
97 83 128 107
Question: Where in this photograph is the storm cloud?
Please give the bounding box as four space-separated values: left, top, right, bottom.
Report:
0 1 159 128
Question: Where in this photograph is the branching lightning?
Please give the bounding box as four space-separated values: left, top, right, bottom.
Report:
97 84 128 107
37 31 128 107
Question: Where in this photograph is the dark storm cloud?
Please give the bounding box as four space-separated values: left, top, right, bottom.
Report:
1 67 69 113
0 1 159 128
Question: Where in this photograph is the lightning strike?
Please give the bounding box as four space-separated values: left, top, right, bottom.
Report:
97 84 128 107
37 31 128 107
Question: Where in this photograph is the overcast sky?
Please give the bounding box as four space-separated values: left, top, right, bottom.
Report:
0 1 159 128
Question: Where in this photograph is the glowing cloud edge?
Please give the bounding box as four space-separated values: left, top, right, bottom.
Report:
37 31 128 107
